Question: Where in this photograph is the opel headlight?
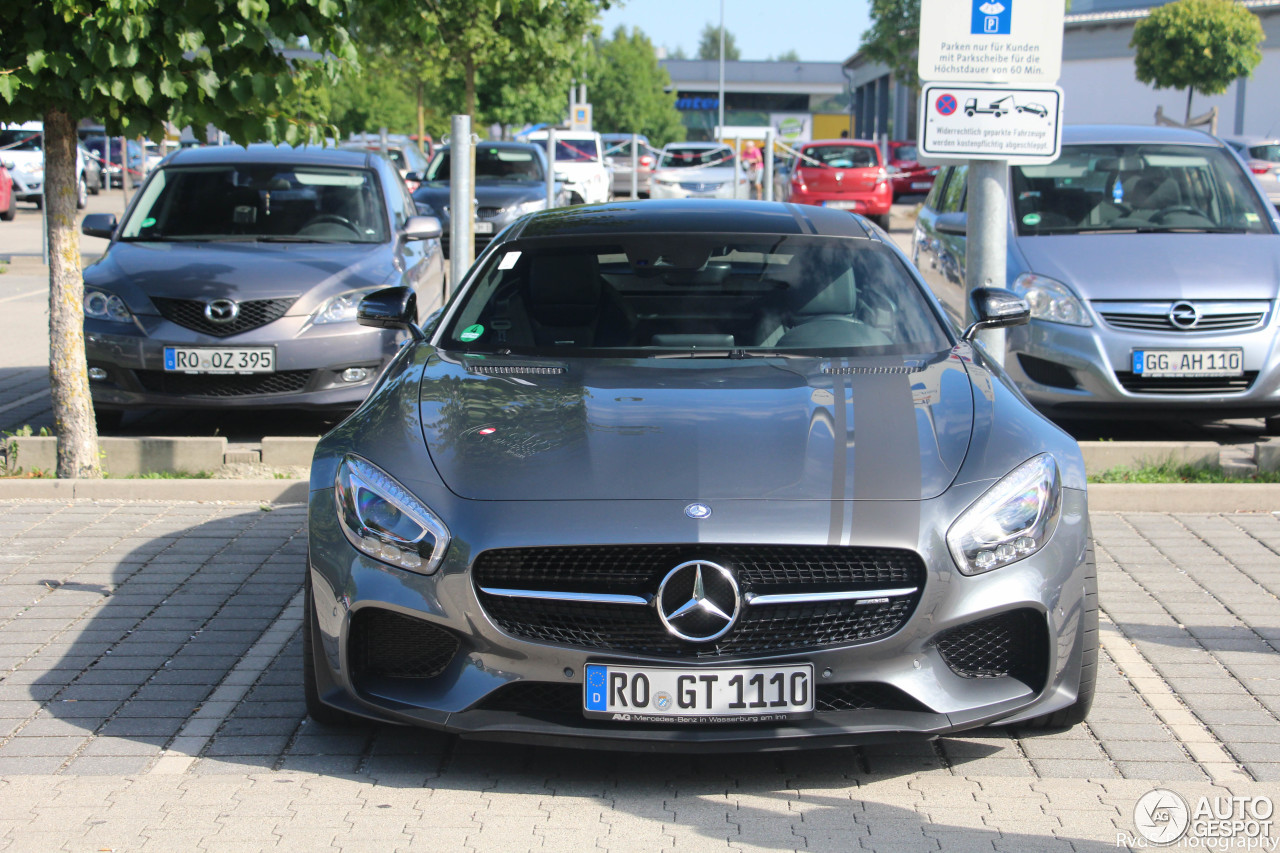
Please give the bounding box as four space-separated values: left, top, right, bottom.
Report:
1010 274 1092 327
335 455 450 575
312 287 382 325
83 290 132 324
947 454 1061 575
17 161 42 176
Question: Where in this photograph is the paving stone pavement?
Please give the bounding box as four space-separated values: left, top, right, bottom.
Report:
0 500 1277 851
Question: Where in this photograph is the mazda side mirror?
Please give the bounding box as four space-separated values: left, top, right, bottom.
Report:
962 287 1030 341
82 213 118 240
358 286 423 340
934 212 967 236
403 215 442 241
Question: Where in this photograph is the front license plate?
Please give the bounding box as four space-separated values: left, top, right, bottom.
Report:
163 347 275 374
1131 348 1243 378
583 663 814 722
473 221 494 234
911 181 933 189
822 200 861 210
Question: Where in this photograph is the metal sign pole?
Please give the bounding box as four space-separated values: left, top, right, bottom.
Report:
630 134 638 200
449 115 474 292
965 160 1009 365
545 128 557 209
763 129 775 202
732 136 741 199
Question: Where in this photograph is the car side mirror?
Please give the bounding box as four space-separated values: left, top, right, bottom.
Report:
403 215 442 241
404 171 424 184
962 287 1030 341
934 212 967 236
358 286 423 340
82 213 118 240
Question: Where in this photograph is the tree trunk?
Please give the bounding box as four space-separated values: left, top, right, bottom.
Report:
1185 88 1193 125
43 108 101 479
464 55 476 119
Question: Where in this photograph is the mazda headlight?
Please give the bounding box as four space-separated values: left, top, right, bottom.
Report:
83 290 132 324
312 287 382 325
1010 274 1092 327
335 455 450 575
947 454 1061 575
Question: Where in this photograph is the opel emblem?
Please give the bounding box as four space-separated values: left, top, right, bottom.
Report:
1168 301 1199 329
205 299 240 324
656 560 740 643
684 502 711 519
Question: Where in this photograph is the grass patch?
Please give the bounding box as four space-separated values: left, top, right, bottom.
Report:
1090 461 1280 484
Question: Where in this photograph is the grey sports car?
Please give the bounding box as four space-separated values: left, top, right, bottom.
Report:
305 200 1095 750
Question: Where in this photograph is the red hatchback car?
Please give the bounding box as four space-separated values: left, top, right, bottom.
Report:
0 160 14 222
783 139 892 229
887 140 938 199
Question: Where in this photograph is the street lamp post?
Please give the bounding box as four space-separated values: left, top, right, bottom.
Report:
717 0 725 139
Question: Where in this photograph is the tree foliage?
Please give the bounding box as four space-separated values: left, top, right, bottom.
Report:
588 27 685 147
696 24 741 61
1131 0 1264 120
774 49 802 62
859 0 921 90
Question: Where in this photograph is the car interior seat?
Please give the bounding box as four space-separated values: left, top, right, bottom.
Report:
524 253 635 347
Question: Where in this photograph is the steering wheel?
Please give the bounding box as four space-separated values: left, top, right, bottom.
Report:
303 214 361 234
1150 205 1210 223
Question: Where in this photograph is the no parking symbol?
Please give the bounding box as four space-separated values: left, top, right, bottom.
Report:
935 94 958 116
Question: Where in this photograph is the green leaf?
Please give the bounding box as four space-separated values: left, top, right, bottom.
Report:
26 50 48 73
0 75 18 101
132 73 153 102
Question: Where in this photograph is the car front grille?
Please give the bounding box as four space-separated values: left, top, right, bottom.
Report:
135 369 312 397
936 609 1047 688
474 681 931 715
152 296 296 337
348 608 460 681
1115 371 1257 395
473 544 925 658
1095 301 1268 333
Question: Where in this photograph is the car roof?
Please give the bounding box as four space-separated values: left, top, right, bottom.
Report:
527 131 598 141
803 139 877 148
163 143 377 168
1222 134 1280 146
1061 124 1222 146
513 199 874 240
662 141 729 150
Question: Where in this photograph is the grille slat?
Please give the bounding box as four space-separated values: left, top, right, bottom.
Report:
474 545 925 658
135 369 312 397
1115 371 1257 394
152 296 296 337
1096 301 1267 333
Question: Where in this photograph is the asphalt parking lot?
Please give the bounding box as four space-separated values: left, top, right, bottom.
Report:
0 499 1277 850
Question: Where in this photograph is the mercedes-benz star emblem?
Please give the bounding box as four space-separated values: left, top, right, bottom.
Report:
656 560 740 643
684 502 711 519
204 299 240 324
1168 301 1200 329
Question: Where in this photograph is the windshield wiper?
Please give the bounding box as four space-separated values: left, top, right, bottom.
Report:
651 349 813 360
255 235 351 243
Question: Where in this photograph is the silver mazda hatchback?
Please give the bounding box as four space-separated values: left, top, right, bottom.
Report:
913 125 1280 428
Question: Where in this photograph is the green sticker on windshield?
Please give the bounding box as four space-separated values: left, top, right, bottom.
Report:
141 217 156 228
1022 213 1041 226
459 324 485 343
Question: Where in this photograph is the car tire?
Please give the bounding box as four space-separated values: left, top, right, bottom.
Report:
1264 416 1280 436
76 174 88 210
88 173 100 195
92 407 123 431
303 572 359 727
1 190 14 222
32 196 42 210
1017 534 1098 730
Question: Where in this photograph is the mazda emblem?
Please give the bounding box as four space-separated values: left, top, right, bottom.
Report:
204 299 240 324
656 560 740 643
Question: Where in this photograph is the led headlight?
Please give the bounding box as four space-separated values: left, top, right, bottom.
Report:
1010 273 1092 327
312 287 382 325
334 455 450 575
947 454 1061 575
83 290 132 323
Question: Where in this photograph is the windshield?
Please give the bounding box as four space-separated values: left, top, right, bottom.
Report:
801 145 879 169
894 145 919 162
1012 143 1273 235
659 146 733 168
0 129 42 152
1249 144 1280 163
118 164 387 243
440 235 950 356
426 147 544 182
553 138 598 162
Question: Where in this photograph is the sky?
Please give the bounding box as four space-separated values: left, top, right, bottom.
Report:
597 0 873 64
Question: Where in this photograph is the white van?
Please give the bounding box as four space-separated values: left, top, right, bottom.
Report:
0 122 92 209
525 130 611 205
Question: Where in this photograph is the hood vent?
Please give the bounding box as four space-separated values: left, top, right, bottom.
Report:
824 365 915 375
466 364 566 376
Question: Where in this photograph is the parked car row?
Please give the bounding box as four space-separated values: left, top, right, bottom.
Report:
0 121 97 209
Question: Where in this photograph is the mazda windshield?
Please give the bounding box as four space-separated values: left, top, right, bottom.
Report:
118 165 388 243
440 235 950 357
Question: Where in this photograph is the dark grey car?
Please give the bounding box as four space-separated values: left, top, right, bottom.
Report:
913 125 1280 426
81 144 445 426
304 199 1095 750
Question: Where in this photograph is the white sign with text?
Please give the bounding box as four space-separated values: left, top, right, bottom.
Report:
919 84 1063 163
917 0 1064 84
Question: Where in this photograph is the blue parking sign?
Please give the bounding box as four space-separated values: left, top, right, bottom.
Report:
971 0 1011 34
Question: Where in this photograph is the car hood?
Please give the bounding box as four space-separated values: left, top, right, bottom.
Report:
1016 234 1280 300
415 181 545 210
418 351 975 502
654 167 736 183
84 240 393 315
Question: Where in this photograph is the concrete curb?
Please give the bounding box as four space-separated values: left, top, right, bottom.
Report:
0 479 1275 512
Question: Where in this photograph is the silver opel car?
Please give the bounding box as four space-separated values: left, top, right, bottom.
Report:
305 200 1094 750
914 125 1280 428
